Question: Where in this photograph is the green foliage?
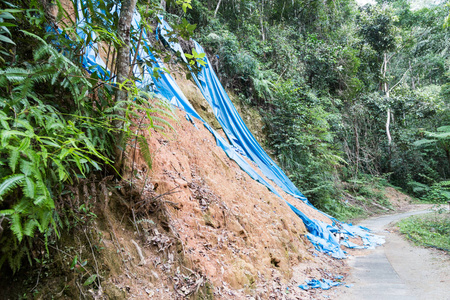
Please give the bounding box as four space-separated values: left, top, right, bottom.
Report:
0 33 115 272
398 211 450 252
424 181 450 203
319 198 366 222
414 125 450 150
0 2 177 273
176 0 192 13
264 81 343 205
358 5 400 54
184 48 206 67
408 180 450 203
0 3 19 64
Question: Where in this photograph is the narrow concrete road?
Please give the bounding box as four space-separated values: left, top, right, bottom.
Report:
340 206 450 300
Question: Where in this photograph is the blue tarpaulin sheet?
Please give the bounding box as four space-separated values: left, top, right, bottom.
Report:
157 15 306 203
298 278 343 290
156 16 356 258
60 2 384 260
190 40 309 202
129 12 292 199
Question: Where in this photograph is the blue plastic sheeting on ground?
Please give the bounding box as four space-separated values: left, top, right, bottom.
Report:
298 279 342 290
340 240 366 249
286 202 346 259
340 223 385 249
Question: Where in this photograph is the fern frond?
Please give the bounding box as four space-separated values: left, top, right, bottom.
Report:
1 130 28 147
19 156 37 177
0 174 25 199
151 116 175 132
138 135 152 170
10 213 23 242
20 30 47 45
23 219 38 237
0 67 29 83
22 177 36 199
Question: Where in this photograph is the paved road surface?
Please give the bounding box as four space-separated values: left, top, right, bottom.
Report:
340 206 450 300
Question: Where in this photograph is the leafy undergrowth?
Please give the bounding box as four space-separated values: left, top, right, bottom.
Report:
321 179 414 222
398 210 450 252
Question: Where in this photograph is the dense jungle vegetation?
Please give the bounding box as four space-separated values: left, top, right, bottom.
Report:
0 0 449 276
179 0 450 215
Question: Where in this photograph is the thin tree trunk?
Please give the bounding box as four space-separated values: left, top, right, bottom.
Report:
260 0 265 42
214 0 222 17
114 0 137 169
383 52 392 147
354 120 360 180
115 0 138 128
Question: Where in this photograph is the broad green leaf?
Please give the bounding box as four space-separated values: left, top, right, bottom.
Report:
83 274 97 286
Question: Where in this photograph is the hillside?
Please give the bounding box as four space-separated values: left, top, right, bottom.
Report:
0 0 448 299
0 105 349 299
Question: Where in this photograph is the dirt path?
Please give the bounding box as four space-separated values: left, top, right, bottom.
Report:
340 205 450 300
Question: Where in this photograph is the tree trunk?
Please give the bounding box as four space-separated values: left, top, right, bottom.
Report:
260 0 265 42
446 148 450 168
214 0 222 17
115 0 137 128
354 120 360 180
383 52 392 147
114 0 137 169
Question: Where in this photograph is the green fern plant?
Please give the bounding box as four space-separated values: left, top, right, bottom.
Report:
0 3 177 273
0 2 19 65
0 34 113 273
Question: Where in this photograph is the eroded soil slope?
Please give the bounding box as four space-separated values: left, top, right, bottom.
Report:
124 106 347 298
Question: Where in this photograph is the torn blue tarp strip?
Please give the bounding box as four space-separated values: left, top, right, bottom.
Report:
191 40 309 203
298 278 342 290
286 202 346 259
156 16 308 203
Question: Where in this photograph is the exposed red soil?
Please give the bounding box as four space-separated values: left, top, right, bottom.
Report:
119 106 348 299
